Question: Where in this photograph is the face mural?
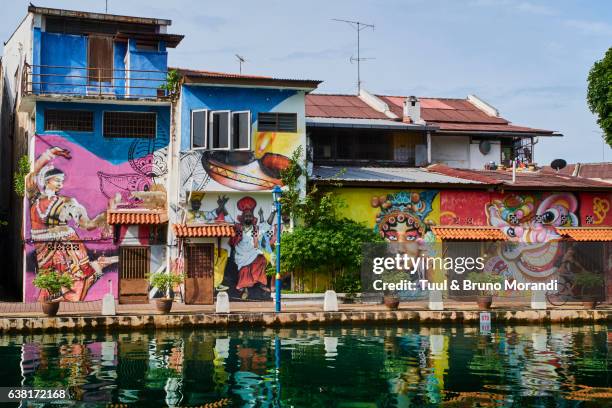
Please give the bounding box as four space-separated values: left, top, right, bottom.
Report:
371 191 438 243
184 194 278 301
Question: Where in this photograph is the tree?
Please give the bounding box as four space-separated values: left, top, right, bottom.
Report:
587 47 612 146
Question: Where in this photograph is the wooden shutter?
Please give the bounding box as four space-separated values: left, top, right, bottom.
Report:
119 246 150 304
88 35 113 83
184 244 214 304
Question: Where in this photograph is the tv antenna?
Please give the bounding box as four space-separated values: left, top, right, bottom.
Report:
235 54 247 74
332 18 375 94
105 0 108 13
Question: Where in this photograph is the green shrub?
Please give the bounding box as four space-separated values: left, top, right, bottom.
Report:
32 269 72 297
150 272 184 295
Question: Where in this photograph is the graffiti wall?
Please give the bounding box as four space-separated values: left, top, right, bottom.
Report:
178 85 305 198
24 102 170 302
180 193 278 301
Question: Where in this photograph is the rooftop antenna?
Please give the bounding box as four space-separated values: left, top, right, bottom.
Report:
332 18 375 94
235 54 246 74
105 0 108 13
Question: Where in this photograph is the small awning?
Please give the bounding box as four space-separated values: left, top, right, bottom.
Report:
431 226 507 241
173 223 236 238
107 210 168 225
555 227 612 242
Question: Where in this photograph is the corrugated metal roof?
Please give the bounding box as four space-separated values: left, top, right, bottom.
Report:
28 5 171 25
311 166 484 184
174 67 321 89
306 117 430 130
306 94 389 119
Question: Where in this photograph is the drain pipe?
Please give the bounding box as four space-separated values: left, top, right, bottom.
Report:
512 159 516 184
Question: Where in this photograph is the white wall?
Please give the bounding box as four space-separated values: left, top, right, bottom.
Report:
469 140 501 170
430 135 470 168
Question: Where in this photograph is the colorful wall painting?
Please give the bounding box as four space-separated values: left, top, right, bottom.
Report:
24 102 170 302
579 192 612 226
178 86 305 197
181 193 278 301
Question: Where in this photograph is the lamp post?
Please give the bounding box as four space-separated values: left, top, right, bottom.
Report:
272 185 283 313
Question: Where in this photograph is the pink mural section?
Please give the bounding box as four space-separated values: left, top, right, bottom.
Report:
24 134 154 302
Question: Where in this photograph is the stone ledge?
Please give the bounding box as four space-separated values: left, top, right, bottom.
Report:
0 309 609 333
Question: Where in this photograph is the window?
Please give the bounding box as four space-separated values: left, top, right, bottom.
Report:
232 111 251 150
258 112 297 132
44 109 94 132
88 35 114 83
103 111 156 138
210 111 230 149
191 109 208 149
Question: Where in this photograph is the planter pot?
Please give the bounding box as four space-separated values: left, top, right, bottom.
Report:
476 295 493 310
157 89 166 98
582 300 598 309
41 301 60 317
156 298 174 314
383 295 400 310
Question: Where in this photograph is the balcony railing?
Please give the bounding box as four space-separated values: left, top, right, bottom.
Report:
22 63 169 100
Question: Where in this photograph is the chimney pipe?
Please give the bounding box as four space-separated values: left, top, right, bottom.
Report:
403 96 424 124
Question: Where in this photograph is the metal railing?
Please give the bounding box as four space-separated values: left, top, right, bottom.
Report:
22 63 169 100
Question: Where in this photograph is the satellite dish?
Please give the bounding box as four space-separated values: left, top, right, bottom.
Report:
550 159 567 171
479 140 491 155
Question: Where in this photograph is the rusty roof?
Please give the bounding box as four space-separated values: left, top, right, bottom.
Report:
173 223 235 238
306 94 389 119
174 67 321 90
28 5 171 25
542 162 612 181
427 164 612 190
305 93 557 135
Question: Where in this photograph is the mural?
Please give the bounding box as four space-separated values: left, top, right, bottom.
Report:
371 191 438 242
580 192 612 225
25 104 170 302
182 193 278 301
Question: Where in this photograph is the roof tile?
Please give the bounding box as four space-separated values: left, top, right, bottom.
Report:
173 223 235 238
431 226 507 240
107 211 168 225
555 228 612 241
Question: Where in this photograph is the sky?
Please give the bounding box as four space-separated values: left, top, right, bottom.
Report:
2 0 611 165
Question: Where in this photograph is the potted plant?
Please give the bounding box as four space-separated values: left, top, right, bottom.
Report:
466 272 503 310
150 272 184 313
574 271 604 309
158 69 180 99
381 270 406 310
334 272 360 304
33 269 72 317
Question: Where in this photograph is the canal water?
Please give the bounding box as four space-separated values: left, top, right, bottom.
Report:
0 325 609 407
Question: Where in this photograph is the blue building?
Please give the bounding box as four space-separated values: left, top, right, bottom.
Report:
0 6 182 302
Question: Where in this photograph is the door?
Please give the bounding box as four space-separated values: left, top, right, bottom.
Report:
119 246 150 304
184 244 214 304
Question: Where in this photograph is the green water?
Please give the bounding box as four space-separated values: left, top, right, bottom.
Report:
0 325 610 407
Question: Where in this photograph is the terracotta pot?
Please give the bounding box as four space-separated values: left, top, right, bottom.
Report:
383 294 400 310
582 301 598 309
156 298 173 314
41 301 60 317
157 88 165 98
476 295 493 310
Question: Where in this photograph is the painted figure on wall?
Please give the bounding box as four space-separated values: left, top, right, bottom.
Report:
26 147 118 301
228 197 276 300
485 192 579 281
372 191 438 243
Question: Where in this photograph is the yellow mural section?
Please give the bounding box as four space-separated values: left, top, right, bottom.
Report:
253 132 302 159
333 187 441 230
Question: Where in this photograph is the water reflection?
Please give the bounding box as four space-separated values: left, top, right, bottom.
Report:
0 325 609 407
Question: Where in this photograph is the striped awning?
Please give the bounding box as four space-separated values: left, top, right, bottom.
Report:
107 210 168 225
173 223 236 238
431 226 507 241
555 227 612 242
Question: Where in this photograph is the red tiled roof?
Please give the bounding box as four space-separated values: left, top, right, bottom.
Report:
431 226 507 240
107 211 168 225
428 165 612 189
556 227 612 241
173 223 235 238
306 94 389 119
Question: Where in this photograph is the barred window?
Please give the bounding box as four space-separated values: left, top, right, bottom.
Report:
44 109 94 132
103 111 156 138
258 112 297 132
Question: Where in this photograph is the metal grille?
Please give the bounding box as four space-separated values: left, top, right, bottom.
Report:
103 111 156 138
120 246 150 279
258 112 297 132
185 244 213 279
44 109 93 132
